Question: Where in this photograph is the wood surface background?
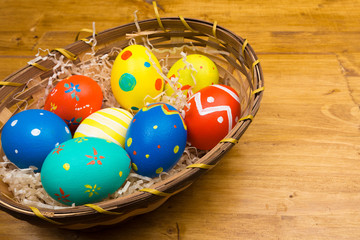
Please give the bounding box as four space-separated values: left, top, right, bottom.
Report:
0 0 359 239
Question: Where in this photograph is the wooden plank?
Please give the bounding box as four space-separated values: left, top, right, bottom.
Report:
0 0 359 239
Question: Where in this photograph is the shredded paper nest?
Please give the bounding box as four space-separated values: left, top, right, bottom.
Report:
0 21 218 209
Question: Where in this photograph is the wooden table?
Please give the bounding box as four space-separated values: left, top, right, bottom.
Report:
0 0 359 239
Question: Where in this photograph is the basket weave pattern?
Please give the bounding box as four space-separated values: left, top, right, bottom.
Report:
0 17 264 229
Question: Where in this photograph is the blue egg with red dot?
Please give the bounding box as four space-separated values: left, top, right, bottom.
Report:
125 103 187 178
1 109 72 171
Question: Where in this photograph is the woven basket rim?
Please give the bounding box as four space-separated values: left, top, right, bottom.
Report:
0 17 264 229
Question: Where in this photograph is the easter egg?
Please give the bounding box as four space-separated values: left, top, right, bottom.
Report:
41 137 131 206
1 109 72 171
165 54 219 97
185 84 241 150
125 103 187 178
44 75 103 133
74 108 133 148
110 45 164 112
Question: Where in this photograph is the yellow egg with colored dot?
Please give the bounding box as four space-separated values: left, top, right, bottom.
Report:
165 54 219 96
111 45 164 112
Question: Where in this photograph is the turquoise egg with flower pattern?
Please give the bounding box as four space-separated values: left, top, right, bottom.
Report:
41 137 131 206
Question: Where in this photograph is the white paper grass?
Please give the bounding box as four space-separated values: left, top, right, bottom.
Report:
0 22 212 209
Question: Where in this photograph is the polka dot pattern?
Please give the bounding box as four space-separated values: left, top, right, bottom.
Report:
1 109 72 171
127 138 132 147
217 116 224 123
110 45 164 112
156 167 163 174
31 128 41 136
155 78 163 91
11 120 17 127
125 103 187 178
63 163 70 171
121 50 132 60
119 73 136 92
132 163 138 171
207 96 215 103
174 145 179 154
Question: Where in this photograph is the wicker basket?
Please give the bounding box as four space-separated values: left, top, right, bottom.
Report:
0 17 264 229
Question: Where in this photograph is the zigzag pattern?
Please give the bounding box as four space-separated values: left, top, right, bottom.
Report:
193 92 233 132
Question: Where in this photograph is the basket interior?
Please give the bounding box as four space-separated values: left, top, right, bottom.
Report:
0 17 263 229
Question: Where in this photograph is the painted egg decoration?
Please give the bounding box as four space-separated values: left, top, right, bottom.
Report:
125 103 187 178
111 44 164 112
185 84 241 150
1 109 72 171
74 108 133 148
41 137 131 206
165 54 219 97
44 75 103 133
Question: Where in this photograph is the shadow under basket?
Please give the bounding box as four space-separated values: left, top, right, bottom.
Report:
0 18 264 230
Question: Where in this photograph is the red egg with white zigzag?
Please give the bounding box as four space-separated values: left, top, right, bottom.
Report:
184 84 241 150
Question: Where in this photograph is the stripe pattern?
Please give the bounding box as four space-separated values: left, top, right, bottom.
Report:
74 108 133 148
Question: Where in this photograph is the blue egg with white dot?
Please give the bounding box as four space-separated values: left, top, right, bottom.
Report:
1 109 72 171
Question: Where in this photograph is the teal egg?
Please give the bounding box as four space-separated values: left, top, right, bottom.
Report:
41 137 131 206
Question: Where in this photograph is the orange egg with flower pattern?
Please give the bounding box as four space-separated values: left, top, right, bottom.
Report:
44 75 103 133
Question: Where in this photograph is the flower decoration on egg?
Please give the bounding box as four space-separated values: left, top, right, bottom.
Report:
64 82 81 101
44 75 103 133
54 187 71 204
84 184 101 197
41 137 131 206
52 145 65 155
85 147 105 165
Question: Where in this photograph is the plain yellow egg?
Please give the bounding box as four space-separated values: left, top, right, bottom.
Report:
165 54 219 96
111 45 164 112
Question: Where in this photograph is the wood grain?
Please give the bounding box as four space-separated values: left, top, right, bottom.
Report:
0 0 359 239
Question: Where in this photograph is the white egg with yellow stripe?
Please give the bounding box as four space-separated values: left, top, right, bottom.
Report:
74 108 133 148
